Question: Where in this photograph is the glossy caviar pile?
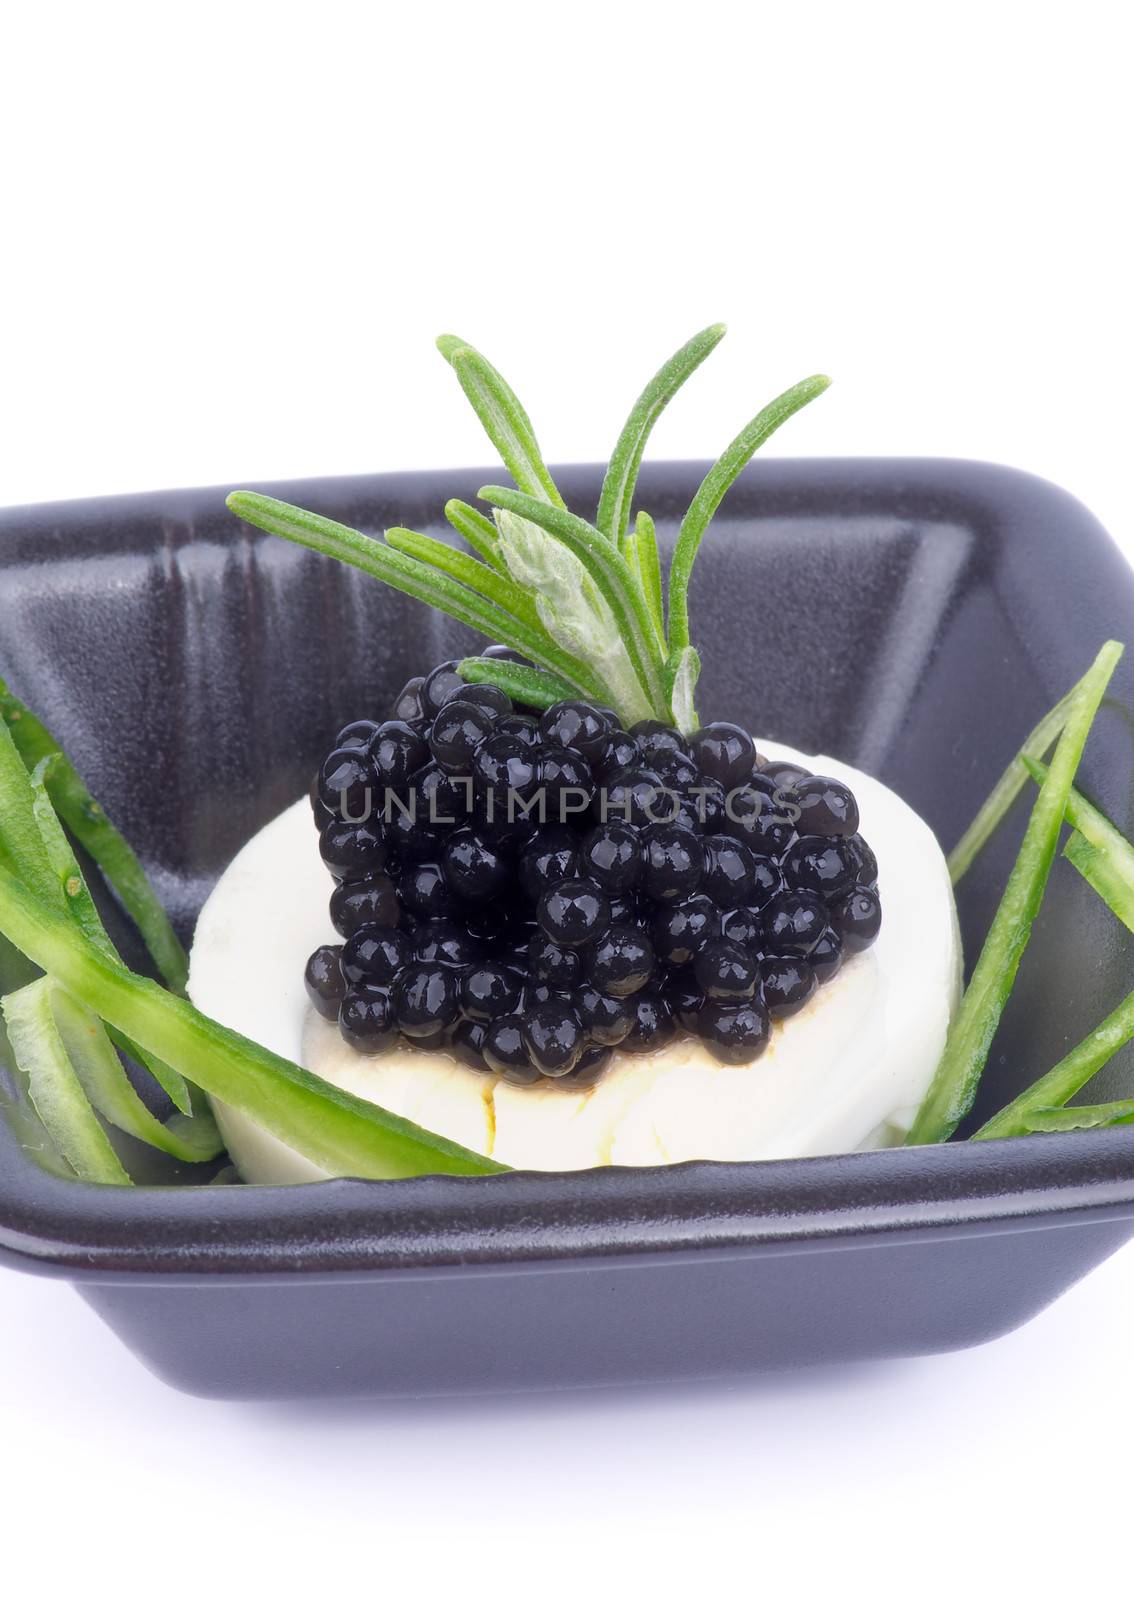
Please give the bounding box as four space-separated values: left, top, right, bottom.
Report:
303 647 882 1088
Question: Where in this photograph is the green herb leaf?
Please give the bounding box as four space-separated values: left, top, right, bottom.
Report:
384 527 544 631
436 335 564 507
597 322 726 547
2 979 131 1184
667 646 702 737
906 640 1124 1146
667 374 831 653
444 499 509 575
479 487 668 721
631 510 666 644
947 690 1078 885
973 985 1134 1140
226 492 598 696
456 657 583 710
1021 755 1134 934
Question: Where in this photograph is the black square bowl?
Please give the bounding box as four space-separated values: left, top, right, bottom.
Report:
2 459 1134 1400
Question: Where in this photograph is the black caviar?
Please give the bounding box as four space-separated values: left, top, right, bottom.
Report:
305 658 882 1086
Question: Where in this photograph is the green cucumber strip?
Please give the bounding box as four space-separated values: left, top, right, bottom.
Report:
478 487 669 719
49 984 223 1163
632 511 666 644
973 986 1134 1140
1021 754 1134 933
1019 1101 1134 1133
1 676 190 993
667 374 831 653
946 688 1076 885
28 756 194 1116
1063 833 1134 933
436 336 564 508
0 862 506 1179
226 492 597 698
456 657 582 710
2 979 131 1184
384 527 544 630
444 499 510 575
597 322 726 547
906 640 1124 1146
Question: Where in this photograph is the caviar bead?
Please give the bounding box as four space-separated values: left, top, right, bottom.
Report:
631 720 690 765
694 936 759 1000
422 659 466 712
593 767 675 829
651 894 719 966
341 926 412 985
537 878 611 947
459 962 522 1021
748 857 787 909
720 905 763 949
607 892 638 924
701 833 757 907
555 1045 613 1089
318 747 375 819
793 775 860 838
417 763 472 827
383 802 437 860
587 926 655 997
415 919 483 967
621 991 677 1053
338 983 396 1052
319 818 388 881
497 713 541 748
722 787 795 857
393 962 461 1036
518 827 579 898
405 1027 454 1052
450 683 512 716
443 830 510 901
654 749 700 788
832 885 882 952
449 1019 492 1071
808 926 845 984
527 932 583 986
400 861 456 920
698 999 771 1065
429 701 495 773
305 944 346 1020
369 719 430 793
641 824 704 902
335 719 379 751
523 1000 584 1077
538 747 594 823
759 759 811 786
391 676 428 726
576 985 635 1046
473 732 537 801
761 956 818 1018
580 823 642 892
782 836 859 900
481 643 529 665
539 700 609 761
330 873 400 936
483 1016 540 1083
848 834 879 887
763 890 829 956
664 972 704 1032
690 721 756 788
594 728 640 779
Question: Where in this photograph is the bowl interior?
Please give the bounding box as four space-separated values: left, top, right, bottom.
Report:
2 457 1133 1164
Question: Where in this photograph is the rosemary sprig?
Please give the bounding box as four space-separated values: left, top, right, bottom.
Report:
597 322 726 547
227 326 829 730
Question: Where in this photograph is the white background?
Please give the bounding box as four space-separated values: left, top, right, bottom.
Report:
1 3 1132 1595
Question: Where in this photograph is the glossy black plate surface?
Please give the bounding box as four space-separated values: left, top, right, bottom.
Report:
2 459 1133 1398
